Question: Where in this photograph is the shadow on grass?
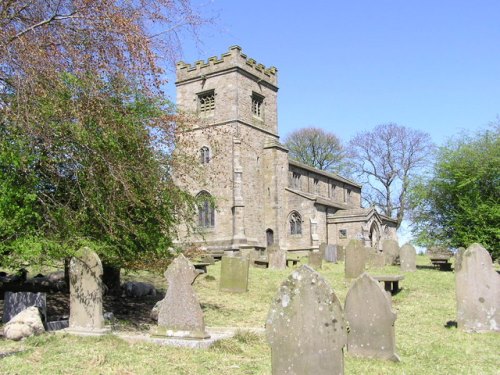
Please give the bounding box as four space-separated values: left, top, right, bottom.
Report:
444 320 458 329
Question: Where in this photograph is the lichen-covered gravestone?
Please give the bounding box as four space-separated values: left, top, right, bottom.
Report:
220 255 250 292
345 240 366 280
345 273 400 361
455 243 499 332
400 243 417 272
268 244 286 270
266 265 346 375
308 250 323 270
67 247 110 335
152 254 209 338
382 239 400 266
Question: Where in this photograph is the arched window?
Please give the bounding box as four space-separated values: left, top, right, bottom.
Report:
200 146 210 164
289 211 302 235
197 191 214 228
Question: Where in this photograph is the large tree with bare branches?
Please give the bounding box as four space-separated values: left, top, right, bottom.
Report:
349 123 433 228
0 0 209 269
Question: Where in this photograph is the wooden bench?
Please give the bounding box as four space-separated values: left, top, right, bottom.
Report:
371 275 405 294
430 257 452 271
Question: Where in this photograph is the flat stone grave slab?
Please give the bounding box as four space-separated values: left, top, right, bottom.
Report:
371 275 405 294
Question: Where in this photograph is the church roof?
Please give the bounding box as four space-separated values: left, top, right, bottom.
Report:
288 159 362 188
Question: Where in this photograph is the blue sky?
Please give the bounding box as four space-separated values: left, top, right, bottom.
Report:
165 0 499 146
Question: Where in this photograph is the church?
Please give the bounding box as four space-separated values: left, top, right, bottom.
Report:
174 46 397 255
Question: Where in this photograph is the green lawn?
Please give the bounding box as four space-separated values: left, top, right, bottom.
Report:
0 255 498 374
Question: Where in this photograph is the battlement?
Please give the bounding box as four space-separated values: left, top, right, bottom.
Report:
176 46 278 86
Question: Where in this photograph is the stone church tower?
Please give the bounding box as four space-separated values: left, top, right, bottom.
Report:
175 46 398 255
176 46 289 253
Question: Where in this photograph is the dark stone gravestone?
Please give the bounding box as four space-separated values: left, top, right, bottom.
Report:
152 254 209 338
220 256 250 292
456 243 499 332
2 291 47 324
67 247 110 335
345 240 366 280
345 273 400 361
266 265 347 375
324 244 338 263
268 244 286 270
400 243 417 272
382 239 400 266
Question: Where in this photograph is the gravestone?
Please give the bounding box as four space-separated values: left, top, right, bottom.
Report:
268 244 286 270
220 255 249 292
2 292 47 324
266 265 347 375
345 273 400 361
454 247 466 272
455 243 500 332
152 254 209 338
66 247 109 335
345 240 366 280
367 251 385 268
324 244 338 263
201 254 215 265
382 239 400 266
308 251 323 270
400 243 417 272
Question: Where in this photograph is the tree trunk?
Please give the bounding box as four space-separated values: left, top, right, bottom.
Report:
102 264 121 295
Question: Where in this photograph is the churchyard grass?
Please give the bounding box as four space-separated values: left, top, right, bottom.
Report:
1 255 499 374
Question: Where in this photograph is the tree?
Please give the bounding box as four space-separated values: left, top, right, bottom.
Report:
409 124 500 259
283 127 347 174
0 1 209 270
349 123 433 228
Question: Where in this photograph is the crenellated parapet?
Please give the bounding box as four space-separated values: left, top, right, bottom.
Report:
176 45 278 86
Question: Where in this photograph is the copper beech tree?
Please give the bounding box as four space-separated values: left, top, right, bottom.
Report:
0 0 211 270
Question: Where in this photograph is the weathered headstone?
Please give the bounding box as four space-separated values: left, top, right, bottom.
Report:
455 243 500 332
308 250 323 270
266 265 347 375
345 240 366 280
324 244 338 263
152 254 209 338
268 244 286 270
2 292 47 324
220 256 250 292
367 251 385 268
400 243 417 272
454 247 466 272
382 239 400 266
66 247 110 335
345 273 400 361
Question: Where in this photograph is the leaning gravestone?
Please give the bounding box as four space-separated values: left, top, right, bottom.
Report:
308 250 323 270
455 243 500 332
344 273 400 361
345 240 366 280
266 265 346 375
152 254 209 338
454 247 466 272
2 291 47 324
400 243 417 272
268 244 286 270
220 256 249 292
324 244 338 263
66 247 109 335
382 239 400 266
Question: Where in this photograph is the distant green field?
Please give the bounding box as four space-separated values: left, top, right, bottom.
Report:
0 255 498 374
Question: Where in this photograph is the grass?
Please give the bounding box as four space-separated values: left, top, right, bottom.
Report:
1 255 499 374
